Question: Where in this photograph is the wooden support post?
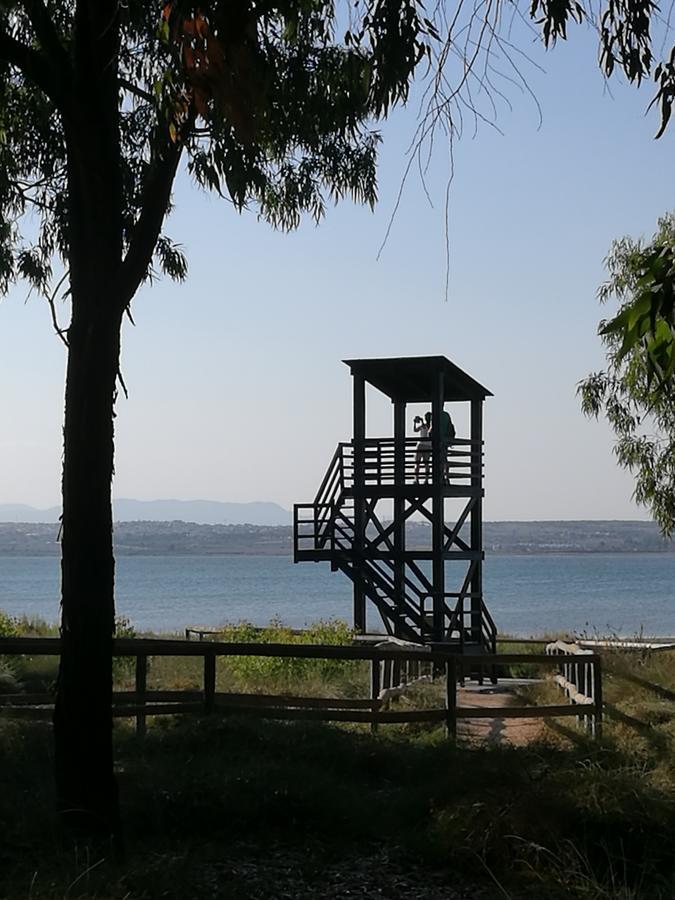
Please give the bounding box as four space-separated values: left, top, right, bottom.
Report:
135 654 147 738
446 656 457 740
383 658 392 691
431 372 445 643
393 399 406 640
353 373 366 632
204 651 216 714
370 656 381 733
470 399 483 648
593 656 603 740
392 659 401 688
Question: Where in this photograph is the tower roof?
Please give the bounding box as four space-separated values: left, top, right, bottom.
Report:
343 355 492 402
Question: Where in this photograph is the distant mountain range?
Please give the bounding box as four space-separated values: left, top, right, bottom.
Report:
0 499 291 526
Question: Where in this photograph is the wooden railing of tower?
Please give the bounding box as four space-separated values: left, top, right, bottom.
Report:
293 436 489 645
360 438 482 486
295 438 483 495
293 439 484 554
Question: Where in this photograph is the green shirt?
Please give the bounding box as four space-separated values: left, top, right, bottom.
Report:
439 410 453 440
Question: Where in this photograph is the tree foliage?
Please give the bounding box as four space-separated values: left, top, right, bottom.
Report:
0 1 440 316
579 214 675 536
1 0 674 316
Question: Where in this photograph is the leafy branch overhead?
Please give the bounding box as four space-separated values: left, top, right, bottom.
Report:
579 214 675 536
600 242 675 386
1 0 675 314
0 0 438 313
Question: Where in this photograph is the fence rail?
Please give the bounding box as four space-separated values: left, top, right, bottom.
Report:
0 637 602 739
546 640 603 737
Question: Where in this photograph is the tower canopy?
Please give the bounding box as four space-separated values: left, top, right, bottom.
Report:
343 356 492 403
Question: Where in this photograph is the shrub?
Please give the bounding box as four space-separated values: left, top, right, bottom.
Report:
0 660 21 693
113 615 138 678
0 611 22 687
215 618 361 690
11 614 58 636
0 610 20 638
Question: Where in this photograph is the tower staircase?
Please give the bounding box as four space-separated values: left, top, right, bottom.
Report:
294 440 497 652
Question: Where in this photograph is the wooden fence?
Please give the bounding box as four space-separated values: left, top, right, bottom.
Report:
0 637 602 739
546 640 603 738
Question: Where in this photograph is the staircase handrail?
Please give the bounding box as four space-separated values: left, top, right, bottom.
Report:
313 442 348 507
311 443 352 548
300 437 491 645
361 560 426 630
479 601 497 652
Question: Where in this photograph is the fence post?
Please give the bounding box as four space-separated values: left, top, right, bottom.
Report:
204 650 216 714
370 655 381 733
593 656 603 740
446 656 457 741
383 658 392 692
135 654 147 738
392 658 401 689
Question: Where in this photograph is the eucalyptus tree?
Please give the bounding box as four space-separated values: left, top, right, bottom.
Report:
0 0 673 841
579 214 675 536
0 0 443 843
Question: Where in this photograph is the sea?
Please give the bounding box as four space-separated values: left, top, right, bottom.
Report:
2 553 675 638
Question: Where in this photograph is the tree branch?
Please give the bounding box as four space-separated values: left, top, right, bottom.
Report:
0 25 55 96
119 138 184 306
20 0 70 71
46 269 70 347
119 77 154 104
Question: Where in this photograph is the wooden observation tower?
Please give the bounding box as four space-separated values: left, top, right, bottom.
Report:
293 356 495 653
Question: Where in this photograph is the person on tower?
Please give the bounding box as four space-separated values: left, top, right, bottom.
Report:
431 407 456 483
413 412 432 483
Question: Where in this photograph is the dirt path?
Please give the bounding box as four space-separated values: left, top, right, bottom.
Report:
457 681 546 746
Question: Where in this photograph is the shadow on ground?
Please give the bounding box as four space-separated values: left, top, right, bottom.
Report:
2 715 675 898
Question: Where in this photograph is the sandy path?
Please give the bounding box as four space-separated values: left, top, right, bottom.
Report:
456 682 546 746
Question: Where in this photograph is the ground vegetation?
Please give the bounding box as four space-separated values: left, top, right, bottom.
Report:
4 625 675 898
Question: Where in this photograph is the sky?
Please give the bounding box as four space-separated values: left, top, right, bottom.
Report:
1 22 673 521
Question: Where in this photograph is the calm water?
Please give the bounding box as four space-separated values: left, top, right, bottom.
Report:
1 553 674 637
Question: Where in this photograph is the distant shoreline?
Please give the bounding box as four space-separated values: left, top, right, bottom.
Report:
2 549 675 559
1 519 673 557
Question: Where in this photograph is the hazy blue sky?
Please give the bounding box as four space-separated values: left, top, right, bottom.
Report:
1 24 673 520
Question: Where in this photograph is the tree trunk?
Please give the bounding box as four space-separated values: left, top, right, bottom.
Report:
53 294 124 845
53 0 125 842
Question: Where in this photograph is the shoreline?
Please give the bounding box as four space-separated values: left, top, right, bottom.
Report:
2 548 675 558
2 520 673 557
